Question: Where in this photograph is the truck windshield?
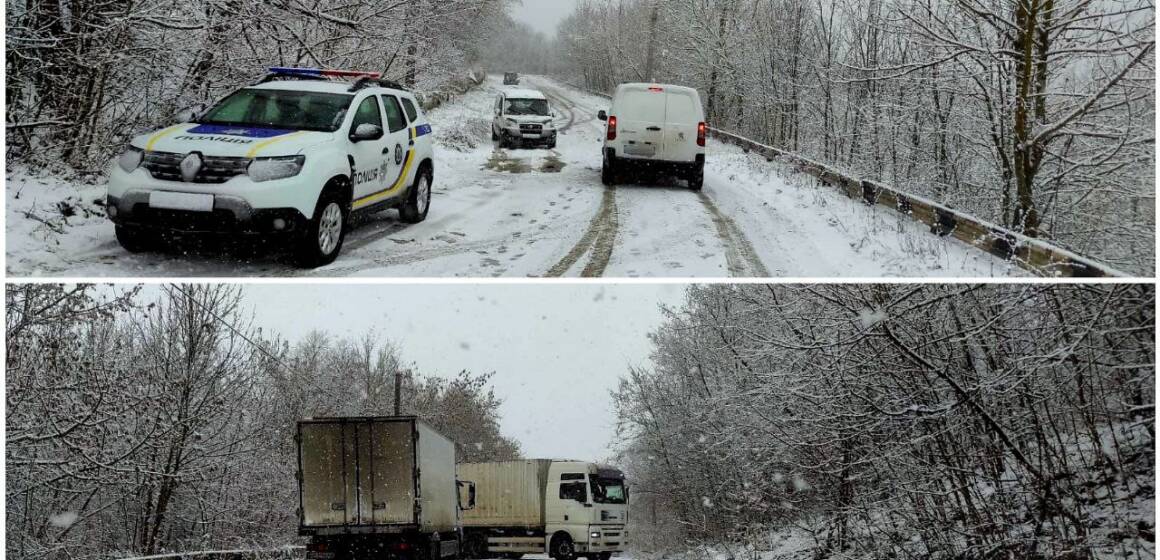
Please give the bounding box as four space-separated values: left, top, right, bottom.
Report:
505 98 549 116
589 476 627 504
199 89 354 133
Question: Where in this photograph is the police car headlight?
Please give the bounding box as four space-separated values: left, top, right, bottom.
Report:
117 146 143 173
248 155 305 183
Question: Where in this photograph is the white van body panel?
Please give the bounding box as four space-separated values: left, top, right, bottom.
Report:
605 83 704 164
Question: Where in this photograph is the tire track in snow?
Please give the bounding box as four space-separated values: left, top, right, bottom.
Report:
697 192 771 277
546 184 619 277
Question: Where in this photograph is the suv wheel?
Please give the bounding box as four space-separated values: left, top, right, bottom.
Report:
296 188 347 268
550 535 576 560
115 225 156 253
400 167 433 224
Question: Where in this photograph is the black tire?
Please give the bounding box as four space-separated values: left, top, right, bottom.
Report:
295 184 348 268
687 160 704 191
400 165 433 224
601 152 616 186
492 126 499 142
597 553 611 560
115 225 156 253
464 534 487 559
550 535 576 560
546 139 557 149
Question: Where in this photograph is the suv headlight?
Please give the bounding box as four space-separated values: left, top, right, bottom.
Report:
249 155 305 182
118 146 143 173
505 118 518 127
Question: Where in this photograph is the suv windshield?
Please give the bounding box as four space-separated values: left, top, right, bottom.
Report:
505 98 549 116
589 475 627 504
199 89 354 133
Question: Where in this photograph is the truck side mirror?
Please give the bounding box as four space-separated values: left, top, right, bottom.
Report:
597 110 608 121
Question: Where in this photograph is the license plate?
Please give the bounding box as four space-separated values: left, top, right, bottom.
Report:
624 143 657 157
149 191 214 212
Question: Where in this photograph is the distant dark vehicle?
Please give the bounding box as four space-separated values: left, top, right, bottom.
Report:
503 72 520 85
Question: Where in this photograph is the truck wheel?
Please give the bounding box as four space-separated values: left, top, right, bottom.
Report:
550 535 576 560
601 152 616 186
115 225 156 253
295 185 347 268
687 161 704 191
464 534 487 559
399 165 433 224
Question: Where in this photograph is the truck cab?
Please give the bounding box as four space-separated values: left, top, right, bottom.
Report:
459 459 628 560
545 462 628 560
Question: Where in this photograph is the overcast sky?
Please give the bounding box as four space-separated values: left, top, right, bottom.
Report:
232 284 686 462
510 0 580 36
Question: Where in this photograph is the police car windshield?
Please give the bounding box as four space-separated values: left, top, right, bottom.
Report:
199 89 354 133
506 98 549 116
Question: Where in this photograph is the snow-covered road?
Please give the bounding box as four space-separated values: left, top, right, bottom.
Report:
6 75 1023 278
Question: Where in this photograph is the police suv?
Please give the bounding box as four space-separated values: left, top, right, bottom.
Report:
107 68 436 267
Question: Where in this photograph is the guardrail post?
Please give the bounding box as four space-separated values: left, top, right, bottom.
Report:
932 208 958 237
860 180 878 206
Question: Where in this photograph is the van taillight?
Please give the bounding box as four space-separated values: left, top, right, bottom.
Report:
697 122 707 147
391 543 412 552
607 116 618 141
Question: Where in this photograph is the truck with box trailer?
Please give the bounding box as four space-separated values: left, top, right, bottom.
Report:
297 416 476 560
459 460 628 560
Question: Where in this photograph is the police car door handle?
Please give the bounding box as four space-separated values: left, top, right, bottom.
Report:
646 126 662 131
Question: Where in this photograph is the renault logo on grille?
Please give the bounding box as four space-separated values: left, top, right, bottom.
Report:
180 152 203 182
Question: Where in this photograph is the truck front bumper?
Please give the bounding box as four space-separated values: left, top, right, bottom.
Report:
579 526 625 553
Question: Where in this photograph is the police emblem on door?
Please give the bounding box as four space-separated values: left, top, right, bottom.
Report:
180 152 203 182
394 144 403 165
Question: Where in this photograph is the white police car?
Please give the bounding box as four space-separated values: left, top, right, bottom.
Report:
107 68 436 267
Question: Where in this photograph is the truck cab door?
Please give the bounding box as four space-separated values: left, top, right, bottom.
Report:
550 473 593 545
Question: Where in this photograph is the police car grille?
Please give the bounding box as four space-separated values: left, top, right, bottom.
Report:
143 151 250 184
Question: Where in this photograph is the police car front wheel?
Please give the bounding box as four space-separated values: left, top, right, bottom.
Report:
296 189 348 268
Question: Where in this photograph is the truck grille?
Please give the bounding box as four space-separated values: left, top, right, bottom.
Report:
143 151 250 184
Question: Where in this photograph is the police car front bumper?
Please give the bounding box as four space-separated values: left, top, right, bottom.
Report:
108 191 310 236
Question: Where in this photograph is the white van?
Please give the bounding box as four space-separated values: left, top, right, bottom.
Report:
598 83 706 190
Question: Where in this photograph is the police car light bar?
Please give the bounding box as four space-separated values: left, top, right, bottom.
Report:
269 67 383 79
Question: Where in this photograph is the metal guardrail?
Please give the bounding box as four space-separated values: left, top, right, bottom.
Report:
116 546 305 560
562 81 1127 278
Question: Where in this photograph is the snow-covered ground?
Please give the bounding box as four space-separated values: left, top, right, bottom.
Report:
5 75 1024 278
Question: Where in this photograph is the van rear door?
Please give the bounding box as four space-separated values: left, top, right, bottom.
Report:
662 89 702 163
615 86 667 160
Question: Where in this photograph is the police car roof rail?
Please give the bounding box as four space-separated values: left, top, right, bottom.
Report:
349 77 409 93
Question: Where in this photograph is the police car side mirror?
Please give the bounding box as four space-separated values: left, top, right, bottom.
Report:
174 106 202 124
351 123 384 142
597 110 608 121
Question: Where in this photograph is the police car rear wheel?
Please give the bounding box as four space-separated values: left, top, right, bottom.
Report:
296 190 346 268
115 225 155 253
400 168 432 224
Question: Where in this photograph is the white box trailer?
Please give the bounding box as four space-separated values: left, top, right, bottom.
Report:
297 417 471 560
459 460 628 560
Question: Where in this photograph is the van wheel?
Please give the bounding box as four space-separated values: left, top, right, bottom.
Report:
295 185 347 268
400 166 433 224
550 535 576 560
115 225 156 253
601 152 617 186
687 161 704 191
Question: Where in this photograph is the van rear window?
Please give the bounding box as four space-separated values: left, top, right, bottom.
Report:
616 91 666 122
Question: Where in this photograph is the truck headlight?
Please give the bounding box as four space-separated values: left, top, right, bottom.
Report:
118 146 143 173
590 532 600 539
249 155 305 182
